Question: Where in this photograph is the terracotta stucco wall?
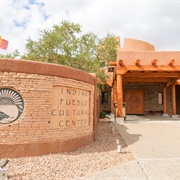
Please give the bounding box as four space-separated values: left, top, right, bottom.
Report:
0 59 97 158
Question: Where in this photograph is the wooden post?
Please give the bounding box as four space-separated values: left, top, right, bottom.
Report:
111 86 114 114
163 86 167 114
172 84 176 115
117 73 123 117
113 80 117 116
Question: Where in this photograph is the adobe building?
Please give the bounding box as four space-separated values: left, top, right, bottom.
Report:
101 37 180 122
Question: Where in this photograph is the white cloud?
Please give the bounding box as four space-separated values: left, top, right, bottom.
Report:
1 0 180 56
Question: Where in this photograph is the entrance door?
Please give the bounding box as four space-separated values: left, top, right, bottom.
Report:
125 90 144 114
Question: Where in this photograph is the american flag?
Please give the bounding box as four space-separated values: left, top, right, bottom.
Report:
0 37 9 50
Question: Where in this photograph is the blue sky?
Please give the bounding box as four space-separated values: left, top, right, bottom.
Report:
1 0 180 55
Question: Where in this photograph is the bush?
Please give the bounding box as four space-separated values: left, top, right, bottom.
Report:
99 112 106 118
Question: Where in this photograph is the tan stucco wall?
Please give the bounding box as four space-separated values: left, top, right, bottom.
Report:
117 37 180 66
117 51 180 66
120 38 155 51
0 59 97 158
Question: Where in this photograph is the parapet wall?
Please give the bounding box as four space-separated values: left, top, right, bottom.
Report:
120 38 155 51
0 58 98 158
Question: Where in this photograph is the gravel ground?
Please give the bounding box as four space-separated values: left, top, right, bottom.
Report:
3 120 134 180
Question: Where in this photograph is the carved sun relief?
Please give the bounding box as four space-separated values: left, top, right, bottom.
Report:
0 88 24 124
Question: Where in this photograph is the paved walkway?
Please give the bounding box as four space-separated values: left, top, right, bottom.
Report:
76 115 180 180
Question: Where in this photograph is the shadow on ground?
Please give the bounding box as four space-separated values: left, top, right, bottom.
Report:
115 123 142 146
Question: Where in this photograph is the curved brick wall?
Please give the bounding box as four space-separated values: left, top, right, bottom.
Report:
0 58 98 158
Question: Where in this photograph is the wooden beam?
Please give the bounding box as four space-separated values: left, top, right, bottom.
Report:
166 79 179 87
123 77 174 83
117 65 180 71
169 59 175 66
119 59 124 66
123 82 164 85
116 68 128 75
176 79 180 85
123 72 180 78
135 59 140 66
109 61 117 66
152 59 157 66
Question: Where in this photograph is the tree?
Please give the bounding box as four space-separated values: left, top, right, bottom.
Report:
97 33 118 67
0 49 20 58
22 20 118 83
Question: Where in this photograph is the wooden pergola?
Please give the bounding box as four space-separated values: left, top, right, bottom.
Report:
109 54 180 118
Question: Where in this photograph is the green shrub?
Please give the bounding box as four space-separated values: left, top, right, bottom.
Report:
99 112 106 118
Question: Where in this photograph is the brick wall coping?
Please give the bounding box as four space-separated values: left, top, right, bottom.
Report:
0 58 95 85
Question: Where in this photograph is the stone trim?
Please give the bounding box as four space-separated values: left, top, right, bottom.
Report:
0 58 95 85
0 134 93 158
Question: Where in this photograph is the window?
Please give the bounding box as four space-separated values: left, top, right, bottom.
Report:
102 92 108 104
158 92 163 104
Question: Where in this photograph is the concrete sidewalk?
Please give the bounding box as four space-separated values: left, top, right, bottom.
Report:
116 118 180 180
76 116 180 179
75 159 147 180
